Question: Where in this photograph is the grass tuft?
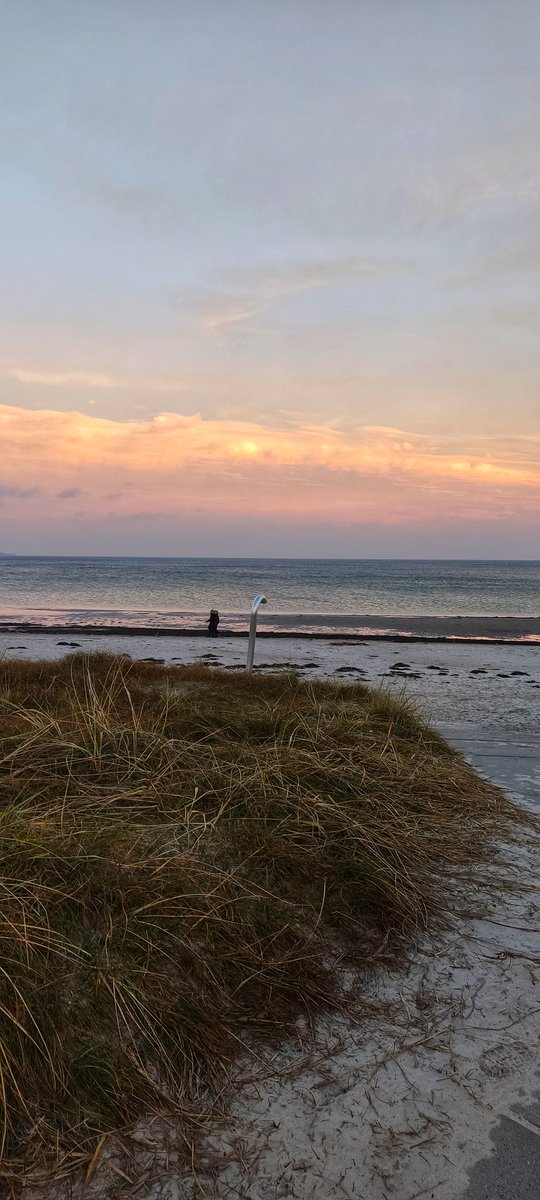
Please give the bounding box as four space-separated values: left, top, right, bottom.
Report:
0 653 532 1184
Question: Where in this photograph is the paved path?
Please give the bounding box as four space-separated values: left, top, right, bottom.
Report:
439 724 540 1200
439 724 540 816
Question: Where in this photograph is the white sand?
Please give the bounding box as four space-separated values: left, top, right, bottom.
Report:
173 872 539 1200
90 833 537 1200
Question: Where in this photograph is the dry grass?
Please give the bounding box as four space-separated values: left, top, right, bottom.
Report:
0 652 531 1188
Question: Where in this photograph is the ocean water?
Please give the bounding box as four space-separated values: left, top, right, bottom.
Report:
0 557 539 638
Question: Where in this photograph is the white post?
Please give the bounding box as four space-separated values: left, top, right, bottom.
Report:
246 593 267 672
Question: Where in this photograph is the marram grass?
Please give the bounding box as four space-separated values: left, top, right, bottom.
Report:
0 653 530 1184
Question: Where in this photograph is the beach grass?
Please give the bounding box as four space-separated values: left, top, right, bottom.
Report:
0 652 531 1187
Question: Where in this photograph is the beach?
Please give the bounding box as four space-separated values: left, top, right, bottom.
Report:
120 640 538 1200
2 628 539 733
170 853 539 1200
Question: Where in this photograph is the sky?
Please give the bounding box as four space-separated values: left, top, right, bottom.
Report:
1 0 539 558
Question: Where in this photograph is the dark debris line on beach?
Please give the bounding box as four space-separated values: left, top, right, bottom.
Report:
1 621 540 646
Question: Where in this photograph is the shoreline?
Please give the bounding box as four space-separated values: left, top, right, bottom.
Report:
1 622 540 646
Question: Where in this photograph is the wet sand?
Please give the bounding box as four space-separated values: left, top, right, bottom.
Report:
1 613 540 641
257 613 540 640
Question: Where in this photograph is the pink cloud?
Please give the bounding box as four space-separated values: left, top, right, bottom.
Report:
0 404 538 529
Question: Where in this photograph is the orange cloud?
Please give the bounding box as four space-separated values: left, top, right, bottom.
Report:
0 403 539 526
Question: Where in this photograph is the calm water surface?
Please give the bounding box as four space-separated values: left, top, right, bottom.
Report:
0 557 538 635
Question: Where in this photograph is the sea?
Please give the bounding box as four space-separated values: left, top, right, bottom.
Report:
0 557 539 641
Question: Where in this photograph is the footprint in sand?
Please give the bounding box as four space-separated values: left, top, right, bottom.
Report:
478 1043 530 1078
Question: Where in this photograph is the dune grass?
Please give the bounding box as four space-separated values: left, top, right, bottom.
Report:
0 652 531 1186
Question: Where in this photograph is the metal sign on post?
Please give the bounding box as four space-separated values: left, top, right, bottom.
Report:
246 594 267 672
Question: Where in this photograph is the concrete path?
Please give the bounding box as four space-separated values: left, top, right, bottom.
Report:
438 723 540 1200
439 724 540 815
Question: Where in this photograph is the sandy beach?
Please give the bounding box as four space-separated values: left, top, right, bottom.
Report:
165 859 539 1200
2 629 539 733
125 638 538 1200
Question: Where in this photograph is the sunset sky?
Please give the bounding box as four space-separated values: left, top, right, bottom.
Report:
1 0 539 557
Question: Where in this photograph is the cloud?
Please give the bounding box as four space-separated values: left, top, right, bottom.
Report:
0 480 40 498
6 369 121 389
58 487 85 499
0 404 538 533
175 255 403 331
2 368 190 393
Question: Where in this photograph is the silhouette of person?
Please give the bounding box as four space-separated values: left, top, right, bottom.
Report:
208 609 220 637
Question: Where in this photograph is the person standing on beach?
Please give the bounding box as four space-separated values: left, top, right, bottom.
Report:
208 609 220 637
